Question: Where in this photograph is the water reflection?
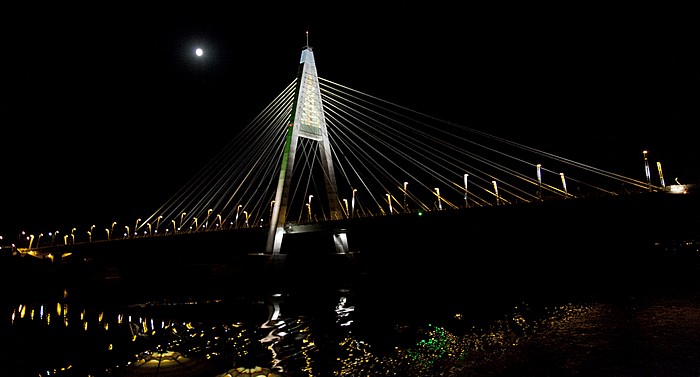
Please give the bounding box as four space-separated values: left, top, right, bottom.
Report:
0 285 591 377
4 287 700 376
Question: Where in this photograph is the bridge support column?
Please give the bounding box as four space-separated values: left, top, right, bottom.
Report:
266 44 342 254
333 232 349 254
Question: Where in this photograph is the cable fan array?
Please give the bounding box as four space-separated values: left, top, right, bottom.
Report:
136 77 654 236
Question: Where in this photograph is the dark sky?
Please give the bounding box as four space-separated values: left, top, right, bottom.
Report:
1 2 699 237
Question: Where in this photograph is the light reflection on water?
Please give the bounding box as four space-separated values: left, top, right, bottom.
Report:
3 288 700 376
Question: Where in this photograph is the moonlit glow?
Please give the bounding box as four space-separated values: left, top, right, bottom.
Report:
195 48 203 57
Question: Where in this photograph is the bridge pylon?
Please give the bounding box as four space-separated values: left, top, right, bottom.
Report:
266 45 344 254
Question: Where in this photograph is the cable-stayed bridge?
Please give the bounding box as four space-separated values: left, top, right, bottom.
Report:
23 45 695 270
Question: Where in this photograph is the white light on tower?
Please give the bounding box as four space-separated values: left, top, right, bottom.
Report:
195 48 203 57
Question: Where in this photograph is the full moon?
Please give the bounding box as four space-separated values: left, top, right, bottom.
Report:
195 48 203 57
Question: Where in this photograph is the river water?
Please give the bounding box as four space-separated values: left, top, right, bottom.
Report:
2 251 700 377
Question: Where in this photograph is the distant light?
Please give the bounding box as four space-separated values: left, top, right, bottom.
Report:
668 184 688 194
195 48 203 57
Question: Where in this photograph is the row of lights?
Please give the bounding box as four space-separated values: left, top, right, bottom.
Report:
10 151 664 252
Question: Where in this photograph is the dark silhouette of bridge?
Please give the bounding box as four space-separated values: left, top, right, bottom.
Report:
19 43 691 266
5 43 699 307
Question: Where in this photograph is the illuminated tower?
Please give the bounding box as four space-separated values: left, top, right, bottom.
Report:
266 45 343 254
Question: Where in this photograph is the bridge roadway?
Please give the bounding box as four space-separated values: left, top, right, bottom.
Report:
19 190 700 301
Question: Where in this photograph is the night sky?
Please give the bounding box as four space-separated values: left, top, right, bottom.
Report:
1 2 699 238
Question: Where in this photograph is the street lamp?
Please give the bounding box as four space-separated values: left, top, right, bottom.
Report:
560 173 568 196
643 150 651 192
492 180 500 205
352 189 357 218
308 195 314 222
435 188 442 210
124 226 129 239
135 218 141 236
536 165 542 201
387 193 393 215
205 209 213 230
156 216 163 232
236 205 242 228
403 182 408 212
216 214 222 229
105 229 110 241
180 212 187 228
243 211 250 228
111 222 117 236
464 174 469 208
343 198 349 218
18 231 26 248
656 161 666 188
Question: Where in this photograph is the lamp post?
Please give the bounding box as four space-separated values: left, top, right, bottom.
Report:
308 195 314 222
464 174 469 208
180 212 187 229
243 211 250 228
18 231 26 248
403 182 408 212
28 234 35 250
236 205 242 228
124 226 129 239
156 216 163 232
204 209 213 230
87 230 92 243
643 150 651 192
536 164 542 201
351 189 357 218
435 188 442 210
105 229 110 241
343 198 349 218
135 218 141 237
71 228 76 244
171 219 177 234
492 180 500 205
193 218 198 232
216 214 222 229
656 161 666 188
560 173 568 196
147 223 152 236
386 193 393 215
111 222 117 236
